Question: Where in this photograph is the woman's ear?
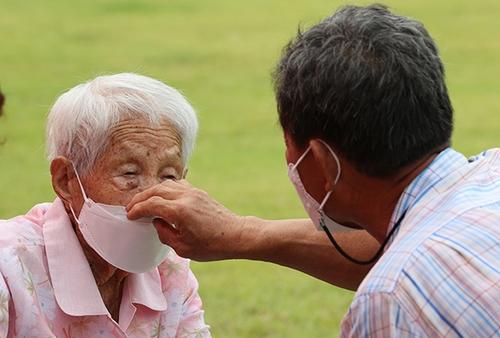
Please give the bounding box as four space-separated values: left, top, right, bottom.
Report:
50 156 75 203
309 139 341 192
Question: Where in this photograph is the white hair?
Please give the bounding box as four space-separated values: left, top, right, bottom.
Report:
46 73 198 175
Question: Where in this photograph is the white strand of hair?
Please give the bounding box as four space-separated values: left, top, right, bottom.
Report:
46 73 198 175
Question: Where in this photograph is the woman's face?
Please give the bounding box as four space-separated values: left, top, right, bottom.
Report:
77 118 184 207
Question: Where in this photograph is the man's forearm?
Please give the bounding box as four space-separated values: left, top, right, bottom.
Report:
126 180 379 289
235 217 379 290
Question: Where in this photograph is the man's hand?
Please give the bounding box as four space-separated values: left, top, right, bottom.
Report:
127 179 245 261
127 179 378 290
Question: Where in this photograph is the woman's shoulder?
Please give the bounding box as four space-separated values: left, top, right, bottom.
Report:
157 249 197 287
158 249 191 272
0 202 52 249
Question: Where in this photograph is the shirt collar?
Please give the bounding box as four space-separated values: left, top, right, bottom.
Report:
387 148 469 236
43 198 167 317
126 270 167 311
118 270 169 330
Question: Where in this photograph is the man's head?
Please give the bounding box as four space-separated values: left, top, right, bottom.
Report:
275 4 453 177
276 5 454 242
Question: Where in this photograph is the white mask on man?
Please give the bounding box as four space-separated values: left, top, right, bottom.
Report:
287 140 356 233
69 165 170 273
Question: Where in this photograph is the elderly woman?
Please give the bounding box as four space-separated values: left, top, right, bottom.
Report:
0 74 210 337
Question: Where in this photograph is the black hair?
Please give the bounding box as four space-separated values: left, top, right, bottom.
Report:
274 4 453 177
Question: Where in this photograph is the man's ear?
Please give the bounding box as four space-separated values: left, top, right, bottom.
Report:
50 156 76 203
309 139 341 192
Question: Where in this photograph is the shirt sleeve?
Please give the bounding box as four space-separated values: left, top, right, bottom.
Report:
176 269 211 338
0 274 10 338
340 292 424 338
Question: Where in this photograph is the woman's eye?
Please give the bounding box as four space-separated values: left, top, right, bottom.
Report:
124 172 137 176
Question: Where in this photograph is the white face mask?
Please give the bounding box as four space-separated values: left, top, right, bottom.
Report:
288 140 355 233
69 166 170 273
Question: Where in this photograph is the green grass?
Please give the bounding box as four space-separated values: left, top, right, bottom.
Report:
0 0 499 337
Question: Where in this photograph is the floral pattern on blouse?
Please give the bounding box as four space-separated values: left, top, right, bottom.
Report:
0 199 211 338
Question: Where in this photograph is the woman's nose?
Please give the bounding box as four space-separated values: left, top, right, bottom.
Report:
137 176 163 192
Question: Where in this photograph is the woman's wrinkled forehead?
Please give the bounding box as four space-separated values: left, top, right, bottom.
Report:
46 73 198 177
94 118 184 170
108 118 182 148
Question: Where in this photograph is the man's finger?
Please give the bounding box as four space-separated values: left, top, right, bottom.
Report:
153 218 181 246
177 179 193 187
126 180 185 211
127 196 178 222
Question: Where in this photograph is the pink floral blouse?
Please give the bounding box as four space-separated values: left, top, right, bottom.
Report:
0 199 211 338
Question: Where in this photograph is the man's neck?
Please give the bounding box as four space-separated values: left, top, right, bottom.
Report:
350 154 439 243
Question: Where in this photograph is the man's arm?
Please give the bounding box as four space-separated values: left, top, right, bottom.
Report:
237 217 378 290
127 180 379 290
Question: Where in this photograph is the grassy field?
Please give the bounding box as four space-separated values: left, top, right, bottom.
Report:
1 0 499 337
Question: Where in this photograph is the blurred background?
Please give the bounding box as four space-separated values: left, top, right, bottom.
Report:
0 0 499 336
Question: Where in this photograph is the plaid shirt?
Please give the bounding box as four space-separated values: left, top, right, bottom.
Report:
341 148 500 337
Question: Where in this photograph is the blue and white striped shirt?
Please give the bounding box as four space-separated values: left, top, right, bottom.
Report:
341 148 500 337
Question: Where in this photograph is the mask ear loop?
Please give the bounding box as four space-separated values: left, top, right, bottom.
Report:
318 140 341 185
291 146 311 170
70 163 88 200
317 140 341 211
68 163 88 222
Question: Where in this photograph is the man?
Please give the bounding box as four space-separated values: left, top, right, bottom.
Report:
127 5 500 337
